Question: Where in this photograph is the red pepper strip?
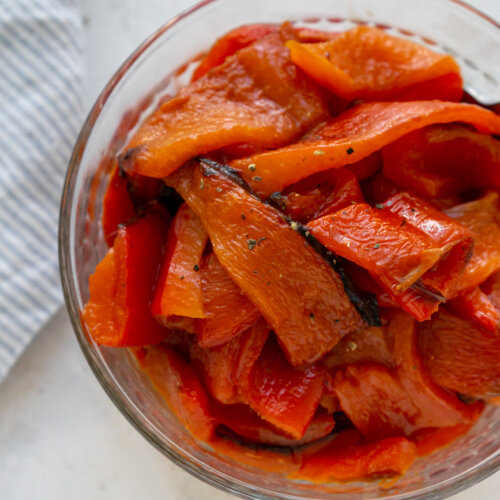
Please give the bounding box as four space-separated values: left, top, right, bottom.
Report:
308 203 450 293
134 346 214 441
334 312 481 440
83 212 170 347
165 161 364 366
286 26 460 101
445 192 500 294
213 403 335 447
383 125 500 199
419 309 500 398
382 192 474 297
411 420 480 457
126 171 164 205
447 287 500 333
192 23 280 81
314 168 364 218
102 166 136 247
151 203 207 325
194 253 260 348
231 101 500 197
242 335 325 439
122 31 327 179
294 431 416 482
190 319 269 405
324 325 394 371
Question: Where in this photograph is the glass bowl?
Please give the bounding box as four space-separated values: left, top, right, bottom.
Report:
59 0 500 498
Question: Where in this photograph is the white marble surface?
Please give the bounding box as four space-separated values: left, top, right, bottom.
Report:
1 0 499 498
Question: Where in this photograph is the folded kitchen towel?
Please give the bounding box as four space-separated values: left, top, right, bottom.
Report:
0 0 84 380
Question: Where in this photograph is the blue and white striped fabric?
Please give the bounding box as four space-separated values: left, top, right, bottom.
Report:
0 0 84 380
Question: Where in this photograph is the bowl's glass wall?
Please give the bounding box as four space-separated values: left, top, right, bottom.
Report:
60 0 500 498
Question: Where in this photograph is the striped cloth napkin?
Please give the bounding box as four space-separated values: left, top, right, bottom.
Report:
0 0 84 380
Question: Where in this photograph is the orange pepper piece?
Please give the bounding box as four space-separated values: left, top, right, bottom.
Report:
213 403 335 447
101 166 136 246
192 23 279 80
190 319 269 405
134 346 214 441
165 160 365 366
121 31 327 179
151 203 208 324
286 26 461 101
194 253 260 348
231 101 500 197
333 312 481 440
445 192 500 294
383 125 500 198
242 335 325 439
83 211 170 347
419 309 500 398
295 431 416 482
447 287 500 333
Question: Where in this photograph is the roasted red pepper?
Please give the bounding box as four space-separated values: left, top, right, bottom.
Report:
83 211 170 346
295 431 416 482
231 101 500 197
445 192 500 293
333 312 480 439
190 319 269 404
383 125 500 198
419 309 500 398
213 403 335 447
151 203 208 326
286 26 461 101
165 160 364 366
447 287 500 332
242 335 325 439
192 23 279 80
101 166 137 246
122 30 327 179
195 253 260 347
134 346 214 441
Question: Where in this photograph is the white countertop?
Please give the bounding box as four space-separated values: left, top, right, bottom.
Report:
1 1 499 498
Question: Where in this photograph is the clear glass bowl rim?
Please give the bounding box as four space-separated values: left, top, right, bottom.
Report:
59 0 500 498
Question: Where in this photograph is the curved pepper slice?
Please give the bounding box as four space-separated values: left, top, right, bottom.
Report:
382 192 474 297
121 31 327 179
190 319 269 405
295 431 416 482
447 287 500 333
333 312 480 440
102 166 137 246
242 335 325 439
383 125 500 199
213 403 335 447
151 203 208 325
83 212 170 346
309 203 451 293
230 101 500 197
165 161 364 366
286 26 461 101
445 192 500 294
134 346 214 441
192 23 279 80
419 309 500 398
194 253 260 348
